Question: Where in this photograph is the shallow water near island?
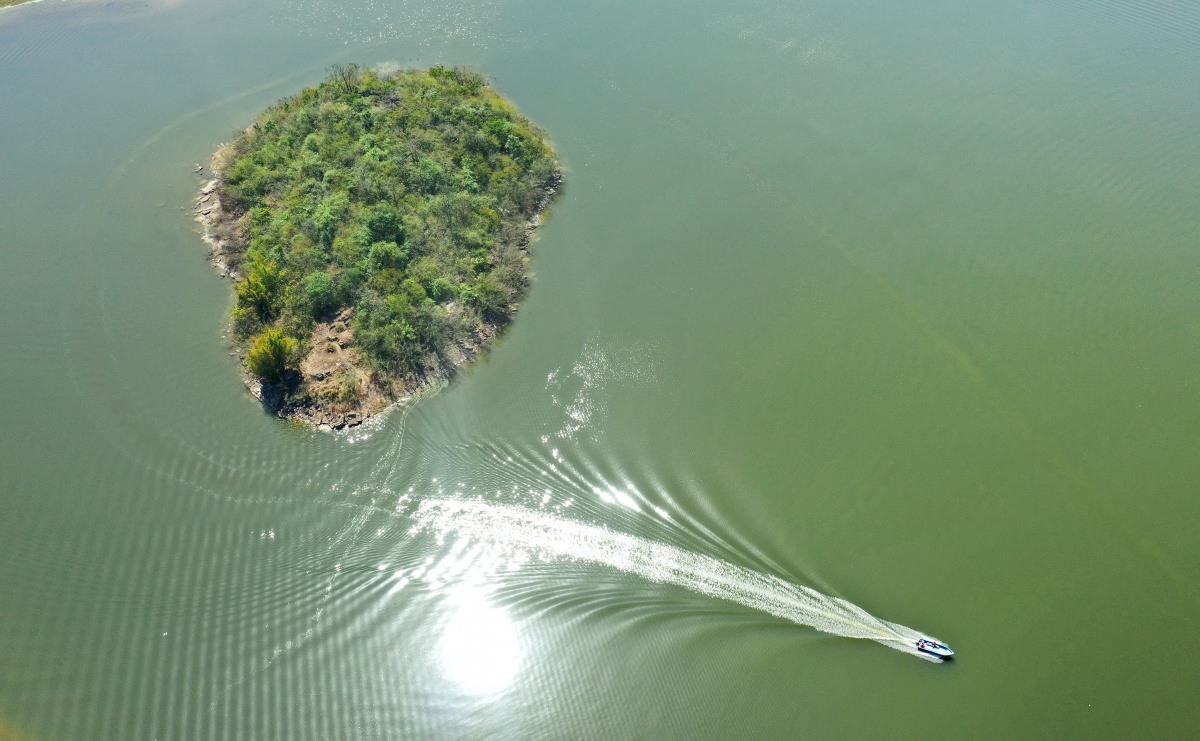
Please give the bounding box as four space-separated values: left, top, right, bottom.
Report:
3 0 1200 738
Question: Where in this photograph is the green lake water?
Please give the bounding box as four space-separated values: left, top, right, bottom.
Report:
2 0 1199 737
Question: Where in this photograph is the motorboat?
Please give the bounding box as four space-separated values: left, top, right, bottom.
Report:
916 638 954 660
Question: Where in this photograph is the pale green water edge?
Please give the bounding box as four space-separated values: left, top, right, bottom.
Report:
2 0 1199 738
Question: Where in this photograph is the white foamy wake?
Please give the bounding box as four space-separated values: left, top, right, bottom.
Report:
411 498 945 661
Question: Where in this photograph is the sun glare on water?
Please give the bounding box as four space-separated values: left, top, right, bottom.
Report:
438 584 521 695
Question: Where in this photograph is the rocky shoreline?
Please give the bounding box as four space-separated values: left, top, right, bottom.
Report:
0 0 41 11
193 149 561 431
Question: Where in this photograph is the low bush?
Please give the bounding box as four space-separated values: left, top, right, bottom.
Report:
247 329 299 385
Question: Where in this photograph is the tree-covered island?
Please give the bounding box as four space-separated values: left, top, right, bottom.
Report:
195 65 560 428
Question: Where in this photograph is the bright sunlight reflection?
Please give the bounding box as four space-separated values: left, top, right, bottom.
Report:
438 584 520 695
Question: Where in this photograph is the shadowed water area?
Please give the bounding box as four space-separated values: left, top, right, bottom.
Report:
2 0 1200 738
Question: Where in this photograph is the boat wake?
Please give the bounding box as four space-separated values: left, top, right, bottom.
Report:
410 498 947 661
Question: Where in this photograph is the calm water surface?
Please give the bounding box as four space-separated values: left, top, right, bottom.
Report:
2 0 1199 738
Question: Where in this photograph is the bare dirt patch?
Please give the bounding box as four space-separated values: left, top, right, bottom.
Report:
287 308 391 428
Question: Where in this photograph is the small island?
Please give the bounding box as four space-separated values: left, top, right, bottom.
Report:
196 65 560 428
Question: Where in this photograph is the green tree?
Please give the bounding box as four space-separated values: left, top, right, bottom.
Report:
409 156 448 194
304 271 337 317
363 204 406 244
466 274 507 316
367 240 407 272
247 329 298 385
312 192 350 245
235 259 283 320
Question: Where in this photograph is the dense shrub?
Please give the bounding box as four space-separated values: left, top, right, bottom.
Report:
220 65 558 382
247 329 299 384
